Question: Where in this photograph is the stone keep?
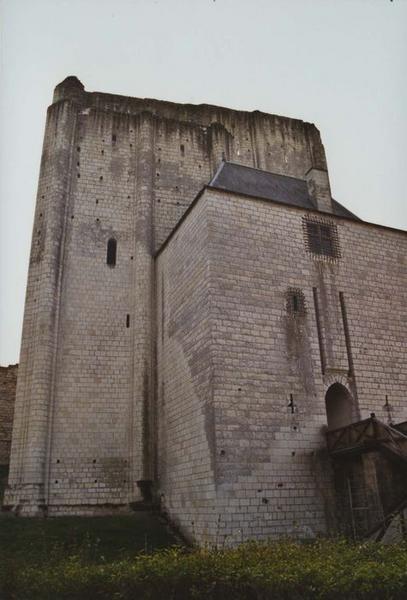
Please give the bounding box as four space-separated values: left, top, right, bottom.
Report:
5 77 407 544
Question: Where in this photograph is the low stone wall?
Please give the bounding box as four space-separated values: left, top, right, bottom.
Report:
0 364 18 465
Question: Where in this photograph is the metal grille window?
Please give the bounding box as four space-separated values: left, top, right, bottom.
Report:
286 288 306 316
303 217 340 259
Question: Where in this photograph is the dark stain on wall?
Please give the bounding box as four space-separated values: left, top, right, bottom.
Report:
0 364 18 466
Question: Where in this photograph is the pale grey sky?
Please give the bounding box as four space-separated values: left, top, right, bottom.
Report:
0 0 406 365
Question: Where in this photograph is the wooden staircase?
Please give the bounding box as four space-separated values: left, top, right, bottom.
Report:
326 415 407 540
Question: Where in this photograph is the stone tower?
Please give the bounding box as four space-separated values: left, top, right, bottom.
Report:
5 77 333 516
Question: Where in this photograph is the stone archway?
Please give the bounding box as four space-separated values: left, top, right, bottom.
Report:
325 382 354 430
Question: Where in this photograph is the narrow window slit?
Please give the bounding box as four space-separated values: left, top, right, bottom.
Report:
107 238 117 267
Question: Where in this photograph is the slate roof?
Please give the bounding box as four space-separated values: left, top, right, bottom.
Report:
209 162 360 221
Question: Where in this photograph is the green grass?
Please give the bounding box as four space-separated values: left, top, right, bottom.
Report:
0 513 181 599
1 516 407 599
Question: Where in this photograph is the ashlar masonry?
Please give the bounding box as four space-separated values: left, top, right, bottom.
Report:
5 77 407 544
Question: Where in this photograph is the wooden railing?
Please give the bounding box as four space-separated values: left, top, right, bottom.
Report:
326 415 407 463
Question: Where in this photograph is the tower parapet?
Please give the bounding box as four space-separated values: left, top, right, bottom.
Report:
53 76 85 104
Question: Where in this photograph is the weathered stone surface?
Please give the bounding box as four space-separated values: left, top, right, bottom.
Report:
156 189 407 544
5 78 406 543
0 365 18 465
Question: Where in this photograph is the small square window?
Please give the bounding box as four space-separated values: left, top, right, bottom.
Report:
303 217 340 259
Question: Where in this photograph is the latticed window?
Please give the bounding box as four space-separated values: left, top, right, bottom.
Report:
303 218 340 259
286 288 306 316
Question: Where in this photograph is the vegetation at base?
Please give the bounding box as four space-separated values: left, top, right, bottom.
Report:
0 513 178 598
0 514 177 561
1 519 407 600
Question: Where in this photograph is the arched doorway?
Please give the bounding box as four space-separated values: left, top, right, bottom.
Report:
325 383 354 430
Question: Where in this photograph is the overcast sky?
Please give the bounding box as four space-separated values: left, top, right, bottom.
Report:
0 0 406 365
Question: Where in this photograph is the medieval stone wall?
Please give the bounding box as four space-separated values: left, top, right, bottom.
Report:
155 197 217 542
5 101 79 513
44 107 140 513
0 365 18 465
156 188 406 544
80 90 326 251
55 77 329 252
7 78 329 515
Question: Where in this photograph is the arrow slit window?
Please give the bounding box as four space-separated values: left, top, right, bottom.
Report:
107 238 117 267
